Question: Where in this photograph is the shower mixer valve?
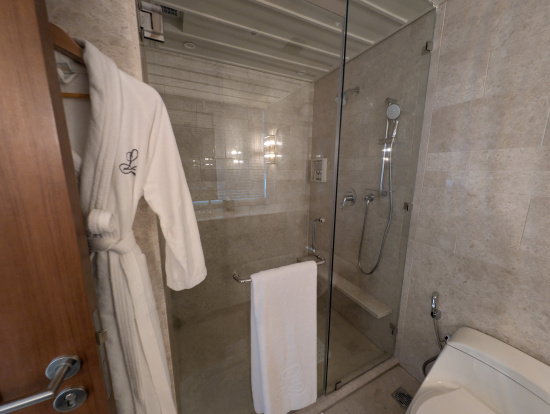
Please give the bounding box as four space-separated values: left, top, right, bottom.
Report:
341 188 357 208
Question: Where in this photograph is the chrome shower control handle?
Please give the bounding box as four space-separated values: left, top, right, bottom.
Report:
341 188 357 208
342 195 355 207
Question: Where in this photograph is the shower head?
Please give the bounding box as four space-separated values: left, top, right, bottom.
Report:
386 103 402 120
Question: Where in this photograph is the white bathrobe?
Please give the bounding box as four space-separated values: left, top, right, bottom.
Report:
59 41 207 413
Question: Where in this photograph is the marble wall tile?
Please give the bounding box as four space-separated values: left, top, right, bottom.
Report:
485 30 550 99
519 197 550 257
439 0 550 58
397 0 550 382
422 170 468 190
415 226 456 252
418 187 529 248
46 0 142 78
429 95 548 153
424 151 471 172
470 147 550 171
467 170 550 196
433 49 489 109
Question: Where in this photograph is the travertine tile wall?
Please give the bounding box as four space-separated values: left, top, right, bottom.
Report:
397 0 550 380
310 12 434 357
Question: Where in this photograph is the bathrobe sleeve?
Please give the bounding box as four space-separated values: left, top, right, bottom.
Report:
142 97 207 291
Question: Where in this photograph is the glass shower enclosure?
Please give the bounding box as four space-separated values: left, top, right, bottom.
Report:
140 0 434 411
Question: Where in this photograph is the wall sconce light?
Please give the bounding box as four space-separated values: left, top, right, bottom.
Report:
264 135 282 164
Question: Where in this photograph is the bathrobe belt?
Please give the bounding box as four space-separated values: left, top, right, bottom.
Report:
86 208 137 254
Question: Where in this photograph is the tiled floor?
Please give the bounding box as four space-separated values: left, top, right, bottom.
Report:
318 300 389 393
322 366 420 414
172 300 389 413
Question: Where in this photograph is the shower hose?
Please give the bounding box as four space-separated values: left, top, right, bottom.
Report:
358 141 393 275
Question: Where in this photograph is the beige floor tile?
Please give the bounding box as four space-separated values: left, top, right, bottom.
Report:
324 367 420 414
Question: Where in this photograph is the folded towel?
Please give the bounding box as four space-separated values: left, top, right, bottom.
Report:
251 261 317 414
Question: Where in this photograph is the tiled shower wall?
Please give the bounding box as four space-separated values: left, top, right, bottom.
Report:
310 12 434 355
397 0 550 380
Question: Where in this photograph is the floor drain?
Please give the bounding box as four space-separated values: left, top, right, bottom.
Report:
391 387 412 409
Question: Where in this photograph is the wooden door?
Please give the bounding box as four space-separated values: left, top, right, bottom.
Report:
0 0 115 413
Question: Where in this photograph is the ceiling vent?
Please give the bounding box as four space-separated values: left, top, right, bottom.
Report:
161 5 179 17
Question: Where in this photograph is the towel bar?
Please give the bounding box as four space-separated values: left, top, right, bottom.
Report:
232 256 325 284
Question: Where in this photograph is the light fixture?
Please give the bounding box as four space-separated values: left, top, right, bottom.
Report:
183 41 196 49
264 135 280 164
297 70 307 76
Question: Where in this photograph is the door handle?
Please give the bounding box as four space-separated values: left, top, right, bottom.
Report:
0 356 81 414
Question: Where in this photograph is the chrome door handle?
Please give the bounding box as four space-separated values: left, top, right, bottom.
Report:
0 356 81 414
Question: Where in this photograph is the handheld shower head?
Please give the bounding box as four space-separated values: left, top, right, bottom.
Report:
386 103 402 120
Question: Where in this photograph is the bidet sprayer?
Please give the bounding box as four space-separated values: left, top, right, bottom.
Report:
431 291 442 320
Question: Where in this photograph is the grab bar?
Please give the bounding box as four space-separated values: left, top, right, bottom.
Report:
233 255 325 284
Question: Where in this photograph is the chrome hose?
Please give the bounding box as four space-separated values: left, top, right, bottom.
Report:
358 143 393 275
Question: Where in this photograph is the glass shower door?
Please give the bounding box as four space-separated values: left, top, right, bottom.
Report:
140 1 345 411
323 3 435 392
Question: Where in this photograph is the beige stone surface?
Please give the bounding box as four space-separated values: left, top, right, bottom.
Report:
296 358 399 414
324 366 420 414
397 0 550 381
45 0 142 79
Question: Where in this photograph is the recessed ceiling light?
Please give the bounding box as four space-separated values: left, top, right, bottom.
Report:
297 70 307 76
183 42 196 49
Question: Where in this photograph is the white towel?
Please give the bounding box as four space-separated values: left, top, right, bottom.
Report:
251 261 317 414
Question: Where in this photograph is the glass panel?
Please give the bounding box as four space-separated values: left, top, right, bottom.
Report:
323 3 436 391
142 0 437 409
142 1 344 411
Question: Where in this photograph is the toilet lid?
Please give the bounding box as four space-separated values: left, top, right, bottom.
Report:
415 387 496 414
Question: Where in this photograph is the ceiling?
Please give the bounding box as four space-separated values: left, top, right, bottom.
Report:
143 0 433 82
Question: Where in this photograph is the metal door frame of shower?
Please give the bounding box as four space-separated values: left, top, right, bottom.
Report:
321 0 350 396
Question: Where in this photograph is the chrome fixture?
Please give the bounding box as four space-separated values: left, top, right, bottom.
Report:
431 291 442 320
232 257 325 284
423 291 448 376
306 217 326 253
358 100 401 275
341 188 356 208
0 356 82 413
53 387 87 411
335 86 360 106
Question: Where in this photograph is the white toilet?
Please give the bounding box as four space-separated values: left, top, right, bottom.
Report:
407 327 550 414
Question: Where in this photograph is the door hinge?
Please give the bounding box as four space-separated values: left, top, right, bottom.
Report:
95 329 108 345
